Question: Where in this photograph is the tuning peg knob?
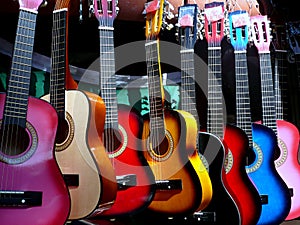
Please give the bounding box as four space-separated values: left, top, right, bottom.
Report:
41 0 47 7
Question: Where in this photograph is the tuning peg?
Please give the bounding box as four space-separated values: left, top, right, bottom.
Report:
167 12 175 20
163 21 174 30
41 0 47 7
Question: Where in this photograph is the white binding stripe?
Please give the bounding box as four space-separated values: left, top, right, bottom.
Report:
20 7 38 14
98 26 114 30
145 40 158 46
180 49 194 53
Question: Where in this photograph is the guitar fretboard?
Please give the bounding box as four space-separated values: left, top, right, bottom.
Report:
180 48 199 127
274 50 289 121
259 52 278 135
3 9 37 128
50 9 68 118
207 46 224 138
235 51 253 145
145 39 165 135
99 27 118 130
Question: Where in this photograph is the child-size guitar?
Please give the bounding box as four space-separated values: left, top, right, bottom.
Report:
0 0 70 224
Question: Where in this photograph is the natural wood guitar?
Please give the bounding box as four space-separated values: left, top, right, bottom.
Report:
41 0 105 219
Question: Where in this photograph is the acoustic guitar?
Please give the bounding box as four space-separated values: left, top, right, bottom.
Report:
41 0 104 220
89 0 156 217
178 4 243 224
203 2 257 224
177 4 214 213
142 0 205 216
0 0 70 224
271 24 300 220
228 10 264 225
246 14 291 224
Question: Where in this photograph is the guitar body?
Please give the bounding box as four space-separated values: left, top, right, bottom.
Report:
0 94 70 225
223 124 261 225
42 90 101 220
246 123 291 225
83 91 118 213
96 104 156 217
178 110 212 211
142 109 203 215
199 131 241 225
275 119 300 220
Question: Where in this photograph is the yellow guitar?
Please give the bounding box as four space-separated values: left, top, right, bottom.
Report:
142 0 212 215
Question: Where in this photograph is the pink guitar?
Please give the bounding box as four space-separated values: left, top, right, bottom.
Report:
272 24 300 220
251 15 292 224
0 0 70 224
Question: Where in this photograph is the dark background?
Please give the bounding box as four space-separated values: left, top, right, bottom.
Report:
0 0 299 128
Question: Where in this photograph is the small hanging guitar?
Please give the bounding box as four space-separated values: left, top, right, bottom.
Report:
89 0 156 217
41 0 104 219
142 0 205 216
178 4 242 224
248 14 291 224
0 0 70 224
272 24 300 220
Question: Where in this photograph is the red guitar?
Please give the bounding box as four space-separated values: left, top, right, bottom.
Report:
88 0 156 217
203 3 262 224
0 0 70 224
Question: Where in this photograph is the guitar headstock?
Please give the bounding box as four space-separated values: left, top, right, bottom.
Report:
178 4 200 49
249 15 271 53
91 0 118 27
228 10 250 51
54 0 70 10
271 24 287 51
204 2 225 46
144 0 165 40
286 21 300 55
19 0 45 11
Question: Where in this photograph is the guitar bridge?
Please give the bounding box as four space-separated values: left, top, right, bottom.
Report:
156 179 182 191
0 191 42 207
117 174 137 190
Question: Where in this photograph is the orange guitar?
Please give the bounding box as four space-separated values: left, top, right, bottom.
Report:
141 0 211 216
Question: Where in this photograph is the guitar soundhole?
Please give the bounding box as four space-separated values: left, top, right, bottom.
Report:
246 147 256 166
0 124 30 156
104 128 122 153
152 136 169 156
56 118 69 145
55 112 74 151
147 130 174 161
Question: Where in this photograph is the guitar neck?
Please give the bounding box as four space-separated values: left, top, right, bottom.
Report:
259 52 278 134
99 27 119 130
180 47 199 127
3 9 37 128
207 46 224 138
294 54 300 96
145 39 165 134
274 50 289 121
235 51 253 145
50 8 68 119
